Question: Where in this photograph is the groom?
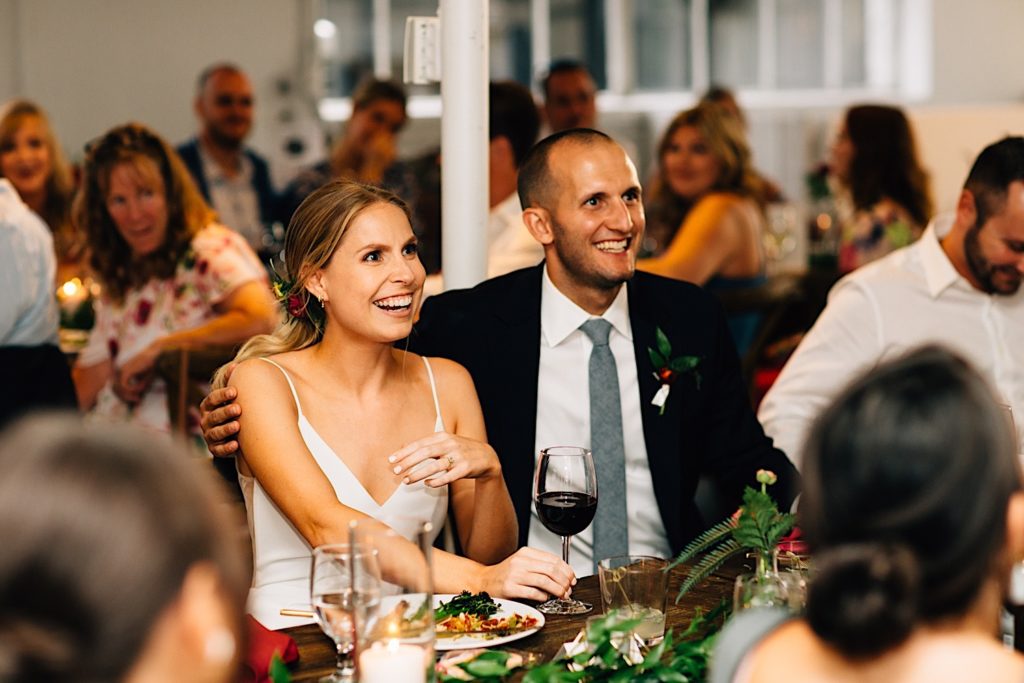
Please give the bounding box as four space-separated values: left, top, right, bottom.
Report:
202 129 798 574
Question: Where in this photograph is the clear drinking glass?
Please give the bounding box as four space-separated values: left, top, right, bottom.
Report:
310 544 382 683
533 446 598 615
350 519 435 683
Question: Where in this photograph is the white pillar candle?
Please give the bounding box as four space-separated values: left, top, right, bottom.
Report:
358 640 426 683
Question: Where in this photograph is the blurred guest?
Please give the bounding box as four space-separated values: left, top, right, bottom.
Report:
829 104 933 273
0 99 83 282
760 136 1024 468
280 78 407 220
0 414 248 683
177 63 282 256
423 80 543 293
712 347 1024 683
210 181 573 628
640 103 768 354
72 123 276 435
541 59 597 133
699 85 784 204
0 179 76 427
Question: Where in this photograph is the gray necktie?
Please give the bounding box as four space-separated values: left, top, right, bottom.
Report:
580 318 629 571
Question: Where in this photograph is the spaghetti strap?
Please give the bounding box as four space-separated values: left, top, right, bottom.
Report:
258 357 304 419
421 357 445 433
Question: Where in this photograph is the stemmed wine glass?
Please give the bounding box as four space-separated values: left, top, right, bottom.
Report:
533 445 598 614
310 544 382 683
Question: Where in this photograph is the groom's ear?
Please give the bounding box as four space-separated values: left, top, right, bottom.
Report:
523 207 555 247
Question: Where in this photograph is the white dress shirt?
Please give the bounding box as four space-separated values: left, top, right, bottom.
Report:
0 179 58 346
198 143 264 251
529 267 672 576
759 214 1024 468
487 193 545 278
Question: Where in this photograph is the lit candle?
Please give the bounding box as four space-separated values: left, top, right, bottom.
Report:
56 278 87 312
358 640 426 683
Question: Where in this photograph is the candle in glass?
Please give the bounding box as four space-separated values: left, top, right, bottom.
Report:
358 640 426 683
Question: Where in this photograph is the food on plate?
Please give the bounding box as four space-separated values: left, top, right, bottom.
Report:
434 591 499 620
434 592 540 638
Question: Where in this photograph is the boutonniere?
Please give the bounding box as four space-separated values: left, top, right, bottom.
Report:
647 327 701 415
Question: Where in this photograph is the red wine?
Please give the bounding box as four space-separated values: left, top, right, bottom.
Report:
536 491 598 536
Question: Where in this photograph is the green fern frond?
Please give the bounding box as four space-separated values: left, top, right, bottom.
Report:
676 538 742 601
668 518 736 569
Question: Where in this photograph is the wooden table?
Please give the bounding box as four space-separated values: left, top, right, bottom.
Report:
281 564 740 681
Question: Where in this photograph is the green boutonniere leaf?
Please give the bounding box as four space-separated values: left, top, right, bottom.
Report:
655 327 673 359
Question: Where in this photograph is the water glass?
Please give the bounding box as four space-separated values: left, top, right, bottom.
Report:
597 555 668 645
309 544 381 683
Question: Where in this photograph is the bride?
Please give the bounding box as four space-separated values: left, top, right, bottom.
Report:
213 180 574 628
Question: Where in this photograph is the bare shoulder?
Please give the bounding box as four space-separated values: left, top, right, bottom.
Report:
228 355 294 399
421 355 474 387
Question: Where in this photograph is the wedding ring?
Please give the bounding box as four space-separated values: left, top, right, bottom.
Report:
444 455 455 471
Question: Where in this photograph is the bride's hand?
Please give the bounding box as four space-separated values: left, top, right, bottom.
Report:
478 547 576 602
388 432 501 488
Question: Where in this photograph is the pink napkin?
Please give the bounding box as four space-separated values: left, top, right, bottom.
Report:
241 615 299 683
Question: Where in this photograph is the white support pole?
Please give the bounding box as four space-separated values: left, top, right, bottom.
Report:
757 0 777 89
823 0 842 89
440 0 489 291
372 0 392 79
690 0 710 94
604 0 635 95
531 0 551 90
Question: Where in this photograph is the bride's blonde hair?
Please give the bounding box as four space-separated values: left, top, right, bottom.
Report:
212 180 411 389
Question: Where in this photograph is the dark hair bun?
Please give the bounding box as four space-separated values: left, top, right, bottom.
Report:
806 544 919 658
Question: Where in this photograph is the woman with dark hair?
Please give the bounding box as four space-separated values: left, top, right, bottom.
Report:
830 104 933 273
212 180 573 629
72 123 277 435
711 346 1024 683
640 102 768 354
0 99 82 281
0 414 249 682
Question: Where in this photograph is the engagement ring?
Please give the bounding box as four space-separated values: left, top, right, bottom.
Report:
445 455 455 471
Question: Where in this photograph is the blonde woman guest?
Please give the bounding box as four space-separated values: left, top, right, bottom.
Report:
0 99 82 282
640 103 768 354
72 123 277 436
212 180 574 628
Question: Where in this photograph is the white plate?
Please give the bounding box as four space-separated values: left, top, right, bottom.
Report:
433 595 545 651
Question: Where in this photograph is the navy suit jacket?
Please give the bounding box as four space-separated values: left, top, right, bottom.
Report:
176 138 282 228
408 265 799 553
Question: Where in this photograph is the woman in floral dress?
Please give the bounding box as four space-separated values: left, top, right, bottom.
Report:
829 105 933 273
72 123 277 435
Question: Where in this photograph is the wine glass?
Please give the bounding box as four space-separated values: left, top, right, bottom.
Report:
310 544 382 683
533 445 598 614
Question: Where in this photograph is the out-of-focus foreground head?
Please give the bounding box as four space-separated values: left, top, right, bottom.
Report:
0 413 249 683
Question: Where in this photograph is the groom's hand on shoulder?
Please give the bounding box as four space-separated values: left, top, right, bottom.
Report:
200 386 242 457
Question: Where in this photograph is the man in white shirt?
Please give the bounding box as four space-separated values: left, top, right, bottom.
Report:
0 178 75 424
760 136 1024 469
177 64 280 254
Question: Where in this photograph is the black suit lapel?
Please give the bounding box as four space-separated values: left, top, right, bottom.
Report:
628 276 686 546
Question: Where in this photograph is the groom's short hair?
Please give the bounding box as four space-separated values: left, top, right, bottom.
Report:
517 128 612 211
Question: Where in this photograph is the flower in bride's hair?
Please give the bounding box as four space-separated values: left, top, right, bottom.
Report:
285 292 307 319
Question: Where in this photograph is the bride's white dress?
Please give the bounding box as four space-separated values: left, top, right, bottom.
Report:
241 356 447 629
